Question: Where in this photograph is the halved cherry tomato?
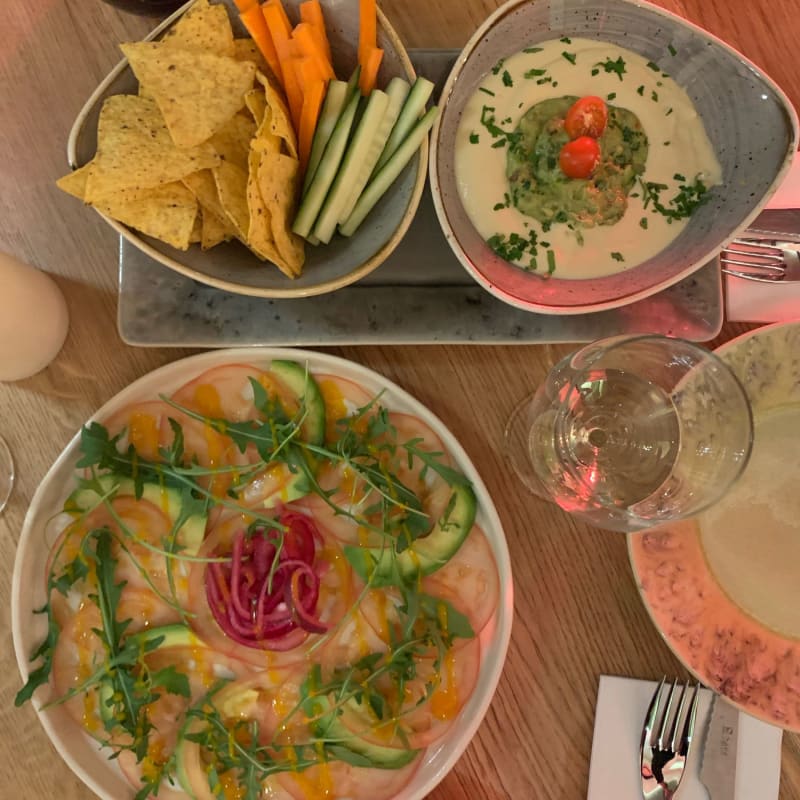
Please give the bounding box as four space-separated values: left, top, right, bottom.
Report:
559 136 601 179
564 95 608 139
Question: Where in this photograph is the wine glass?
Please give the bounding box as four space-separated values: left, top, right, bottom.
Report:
0 435 14 513
505 334 754 533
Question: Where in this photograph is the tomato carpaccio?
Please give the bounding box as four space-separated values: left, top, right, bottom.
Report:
31 360 501 800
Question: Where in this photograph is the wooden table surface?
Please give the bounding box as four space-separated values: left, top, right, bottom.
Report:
0 0 798 797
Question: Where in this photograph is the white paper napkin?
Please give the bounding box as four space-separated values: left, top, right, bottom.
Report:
725 150 800 322
586 675 782 800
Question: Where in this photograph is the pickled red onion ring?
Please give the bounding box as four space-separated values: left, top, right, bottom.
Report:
205 511 329 649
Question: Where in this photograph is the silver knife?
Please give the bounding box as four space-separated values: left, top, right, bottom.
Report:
699 695 740 800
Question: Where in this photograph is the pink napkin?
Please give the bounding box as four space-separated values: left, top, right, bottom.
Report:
725 150 800 322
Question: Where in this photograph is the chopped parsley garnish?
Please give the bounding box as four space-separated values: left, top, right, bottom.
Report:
607 92 617 101
639 175 711 221
478 86 495 96
611 252 625 262
651 90 659 102
591 68 600 76
560 36 572 44
636 85 645 96
536 76 553 85
524 68 547 78
502 70 513 87
668 43 677 56
469 132 479 144
546 250 557 275
491 58 505 75
523 46 543 54
562 51 577 64
665 107 673 116
663 140 671 146
595 56 627 81
673 173 686 181
639 217 649 230
646 60 660 71
479 104 520 149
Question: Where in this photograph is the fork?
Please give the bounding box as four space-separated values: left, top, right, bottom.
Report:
721 238 800 283
640 678 700 800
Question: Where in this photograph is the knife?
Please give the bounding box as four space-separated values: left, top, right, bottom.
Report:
699 694 740 800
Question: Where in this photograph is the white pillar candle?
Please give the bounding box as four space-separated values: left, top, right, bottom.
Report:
0 251 69 382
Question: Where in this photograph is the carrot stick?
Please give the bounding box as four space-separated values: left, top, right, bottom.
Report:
358 0 377 68
263 0 292 38
298 78 326 172
263 0 296 89
293 22 335 81
240 4 282 84
359 46 383 95
233 0 257 11
282 57 305 133
297 55 325 87
299 0 332 63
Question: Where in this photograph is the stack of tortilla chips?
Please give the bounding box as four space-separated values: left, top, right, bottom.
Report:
57 0 305 278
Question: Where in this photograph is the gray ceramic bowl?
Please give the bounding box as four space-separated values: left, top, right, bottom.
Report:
430 0 798 315
68 0 425 298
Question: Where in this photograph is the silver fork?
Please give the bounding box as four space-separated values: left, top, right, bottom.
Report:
640 678 700 800
721 238 800 283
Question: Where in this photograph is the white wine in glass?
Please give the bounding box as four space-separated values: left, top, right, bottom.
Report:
506 335 754 532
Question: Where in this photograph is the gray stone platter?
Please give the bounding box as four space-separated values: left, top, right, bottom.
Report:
117 49 724 347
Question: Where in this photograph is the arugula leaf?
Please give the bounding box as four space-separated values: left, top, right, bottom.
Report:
151 666 191 698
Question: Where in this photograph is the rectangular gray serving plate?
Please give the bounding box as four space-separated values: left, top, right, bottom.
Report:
118 49 723 347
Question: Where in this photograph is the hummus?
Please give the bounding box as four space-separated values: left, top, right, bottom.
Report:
455 37 722 279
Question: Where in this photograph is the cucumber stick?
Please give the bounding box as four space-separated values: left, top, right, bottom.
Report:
339 105 440 238
336 77 410 225
292 89 361 239
371 77 434 178
302 80 348 195
311 89 390 244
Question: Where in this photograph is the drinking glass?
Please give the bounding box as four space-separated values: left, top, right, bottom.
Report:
505 335 754 533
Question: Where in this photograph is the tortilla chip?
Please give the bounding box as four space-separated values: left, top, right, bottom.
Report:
233 38 269 76
209 113 256 172
256 71 298 159
121 42 255 148
257 152 305 274
94 181 198 250
252 106 282 155
56 163 91 200
189 210 203 243
200 205 234 249
245 150 295 275
162 0 235 58
85 95 219 200
244 88 268 127
213 160 251 240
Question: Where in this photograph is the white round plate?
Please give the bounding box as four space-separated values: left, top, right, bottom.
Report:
12 347 513 799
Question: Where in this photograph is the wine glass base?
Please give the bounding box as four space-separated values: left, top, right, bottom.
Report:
0 435 14 513
504 395 546 498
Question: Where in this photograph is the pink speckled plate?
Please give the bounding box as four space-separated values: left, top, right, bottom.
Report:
629 320 800 730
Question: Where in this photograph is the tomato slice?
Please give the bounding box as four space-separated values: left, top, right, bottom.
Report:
278 759 420 800
559 136 601 179
300 412 453 548
170 363 298 423
422 524 500 637
314 373 376 443
337 636 482 750
564 95 608 139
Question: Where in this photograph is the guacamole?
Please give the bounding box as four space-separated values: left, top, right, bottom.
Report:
506 96 648 228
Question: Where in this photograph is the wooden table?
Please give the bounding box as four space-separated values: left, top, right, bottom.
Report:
0 0 798 797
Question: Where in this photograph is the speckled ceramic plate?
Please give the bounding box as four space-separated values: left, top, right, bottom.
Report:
430 0 798 314
629 320 800 730
66 0 426 298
